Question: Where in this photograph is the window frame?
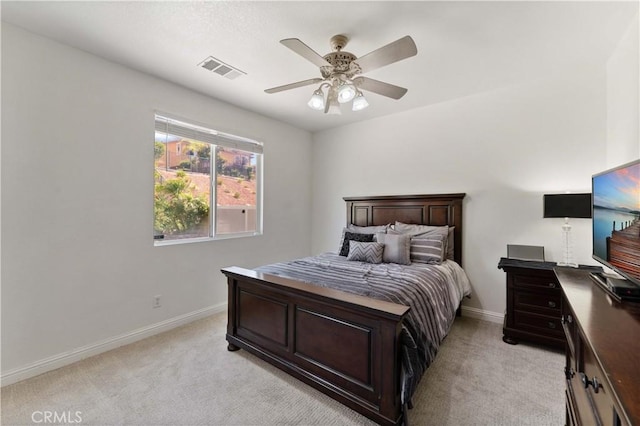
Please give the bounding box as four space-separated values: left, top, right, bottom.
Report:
153 113 263 246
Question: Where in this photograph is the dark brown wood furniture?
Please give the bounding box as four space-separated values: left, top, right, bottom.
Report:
221 193 465 426
499 258 566 348
499 258 600 349
557 267 640 425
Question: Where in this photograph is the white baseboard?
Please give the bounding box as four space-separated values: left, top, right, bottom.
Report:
1 303 227 387
461 305 504 324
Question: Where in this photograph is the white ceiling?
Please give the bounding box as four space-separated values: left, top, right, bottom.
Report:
2 1 638 133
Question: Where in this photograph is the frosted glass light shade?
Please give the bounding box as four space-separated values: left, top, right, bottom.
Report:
307 90 325 110
352 92 369 111
326 96 341 115
337 84 356 103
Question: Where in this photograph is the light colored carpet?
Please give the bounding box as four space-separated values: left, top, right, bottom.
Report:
1 312 564 425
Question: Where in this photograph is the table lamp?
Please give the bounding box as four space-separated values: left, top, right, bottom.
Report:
543 193 592 267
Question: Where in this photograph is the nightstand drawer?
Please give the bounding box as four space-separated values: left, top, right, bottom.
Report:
512 273 559 291
513 311 564 337
514 290 561 314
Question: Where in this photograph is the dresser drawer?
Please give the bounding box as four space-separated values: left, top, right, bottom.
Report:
562 305 577 363
511 272 560 291
582 343 616 424
514 290 561 315
569 373 599 425
513 311 564 337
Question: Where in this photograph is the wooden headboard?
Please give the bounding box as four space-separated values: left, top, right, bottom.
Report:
344 193 466 265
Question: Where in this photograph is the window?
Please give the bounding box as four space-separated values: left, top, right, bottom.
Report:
154 114 263 244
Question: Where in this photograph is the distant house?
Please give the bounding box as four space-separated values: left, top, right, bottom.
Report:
155 140 211 173
155 140 192 170
156 141 248 176
217 148 253 172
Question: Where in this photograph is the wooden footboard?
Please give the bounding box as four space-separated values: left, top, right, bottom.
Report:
222 266 410 426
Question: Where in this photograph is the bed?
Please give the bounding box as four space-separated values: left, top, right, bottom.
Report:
221 194 469 425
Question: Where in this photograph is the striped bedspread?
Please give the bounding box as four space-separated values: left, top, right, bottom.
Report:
255 253 472 401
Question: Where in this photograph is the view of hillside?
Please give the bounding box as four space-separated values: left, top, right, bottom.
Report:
156 169 256 205
154 139 257 238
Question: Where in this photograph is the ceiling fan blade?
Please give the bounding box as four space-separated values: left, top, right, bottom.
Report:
280 38 332 68
353 36 417 74
354 77 408 100
265 78 323 94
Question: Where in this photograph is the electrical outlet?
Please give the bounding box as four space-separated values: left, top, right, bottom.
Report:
153 295 162 308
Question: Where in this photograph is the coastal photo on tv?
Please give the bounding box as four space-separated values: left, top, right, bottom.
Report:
592 160 640 282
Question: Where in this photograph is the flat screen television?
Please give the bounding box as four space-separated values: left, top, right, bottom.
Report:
592 159 640 286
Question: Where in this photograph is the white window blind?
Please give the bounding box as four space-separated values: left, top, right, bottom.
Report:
155 114 263 154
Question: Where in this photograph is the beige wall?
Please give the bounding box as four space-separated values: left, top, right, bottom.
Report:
1 23 313 383
607 10 640 165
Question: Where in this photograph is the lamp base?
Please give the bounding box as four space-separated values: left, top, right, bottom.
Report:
559 218 577 268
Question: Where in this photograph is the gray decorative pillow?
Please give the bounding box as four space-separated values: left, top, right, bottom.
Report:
394 222 451 260
347 241 384 264
446 226 455 260
339 232 375 257
409 233 446 264
375 232 411 265
347 224 390 233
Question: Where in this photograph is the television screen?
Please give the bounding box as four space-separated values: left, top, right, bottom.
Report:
592 159 640 285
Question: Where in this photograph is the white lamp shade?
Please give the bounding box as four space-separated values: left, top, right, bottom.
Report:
307 90 325 110
326 96 341 115
337 84 356 103
352 93 369 111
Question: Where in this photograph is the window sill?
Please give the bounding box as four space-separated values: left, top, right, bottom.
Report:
154 232 262 247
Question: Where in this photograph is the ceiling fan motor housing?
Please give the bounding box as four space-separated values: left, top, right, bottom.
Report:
321 52 358 77
329 34 349 51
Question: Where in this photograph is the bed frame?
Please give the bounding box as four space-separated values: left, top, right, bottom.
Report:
221 194 465 425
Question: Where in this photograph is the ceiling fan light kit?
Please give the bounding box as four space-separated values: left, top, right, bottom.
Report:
307 89 325 110
352 91 369 111
326 97 342 115
265 34 417 114
337 82 357 103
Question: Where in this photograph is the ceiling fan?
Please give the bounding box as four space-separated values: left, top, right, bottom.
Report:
264 34 417 114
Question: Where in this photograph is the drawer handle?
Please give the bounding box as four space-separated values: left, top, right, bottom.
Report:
580 373 601 394
548 301 557 308
548 322 557 329
564 366 575 380
561 314 572 324
548 282 557 289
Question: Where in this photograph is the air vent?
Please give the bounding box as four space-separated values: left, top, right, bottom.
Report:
198 56 246 80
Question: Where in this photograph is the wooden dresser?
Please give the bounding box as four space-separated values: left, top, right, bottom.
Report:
557 267 640 425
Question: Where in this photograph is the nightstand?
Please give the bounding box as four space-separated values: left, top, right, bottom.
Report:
498 258 602 349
